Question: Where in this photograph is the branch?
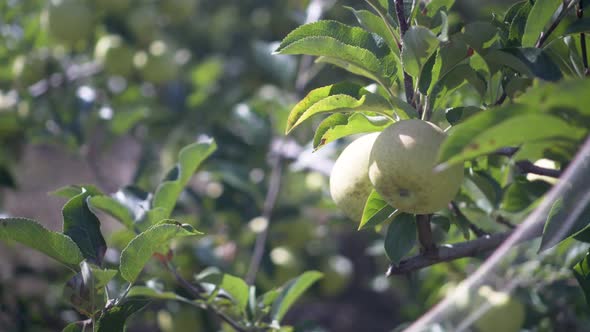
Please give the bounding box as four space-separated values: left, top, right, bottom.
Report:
394 0 415 107
416 214 437 255
166 263 247 332
450 201 488 237
245 140 284 285
536 0 577 48
515 160 562 178
387 231 512 275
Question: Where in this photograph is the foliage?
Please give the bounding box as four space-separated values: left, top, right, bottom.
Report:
1 0 590 331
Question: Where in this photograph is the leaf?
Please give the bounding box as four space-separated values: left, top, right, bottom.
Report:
271 271 323 323
50 185 103 199
461 22 500 54
285 83 397 134
573 251 590 307
500 179 552 213
346 7 399 54
0 218 83 267
508 1 533 46
359 189 398 230
384 213 416 265
62 321 90 332
62 189 107 265
276 20 398 82
429 63 485 110
127 286 192 303
200 273 250 312
485 48 563 81
110 108 149 135
516 78 590 117
564 18 590 35
445 106 482 125
312 113 391 151
540 189 590 252
119 220 202 283
88 196 135 229
438 105 586 168
462 172 501 214
96 297 150 332
522 0 561 47
151 138 217 220
402 26 440 79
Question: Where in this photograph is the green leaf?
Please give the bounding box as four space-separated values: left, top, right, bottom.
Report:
522 0 561 47
485 48 563 81
346 7 399 54
449 207 472 240
0 218 83 267
62 189 107 265
508 1 533 46
312 113 391 151
127 286 192 302
151 138 217 220
50 185 103 199
516 78 590 117
285 83 398 134
276 20 397 82
110 108 149 135
384 213 416 265
89 196 135 229
120 220 202 283
62 321 90 332
402 26 440 79
540 192 590 252
271 271 323 323
564 18 590 35
96 297 150 332
200 273 250 312
573 251 590 307
445 106 482 125
461 22 500 54
429 63 486 110
500 179 551 213
438 105 586 168
359 189 398 230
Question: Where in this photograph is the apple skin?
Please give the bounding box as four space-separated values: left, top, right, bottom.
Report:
161 0 198 21
474 286 526 332
368 119 463 214
45 0 94 44
329 133 379 222
94 35 134 77
12 53 47 87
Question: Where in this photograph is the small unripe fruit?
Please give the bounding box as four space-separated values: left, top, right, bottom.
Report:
45 0 94 44
95 35 134 77
329 133 379 222
369 119 463 214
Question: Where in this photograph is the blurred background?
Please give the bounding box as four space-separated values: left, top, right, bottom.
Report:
0 0 588 331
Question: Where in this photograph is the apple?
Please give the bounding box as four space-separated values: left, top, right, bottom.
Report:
45 0 94 44
134 41 179 83
12 52 48 87
161 0 198 22
94 35 134 77
474 286 526 332
368 119 463 214
329 133 379 222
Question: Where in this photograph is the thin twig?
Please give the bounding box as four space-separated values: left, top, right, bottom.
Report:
536 0 577 48
394 0 415 107
416 214 437 255
166 263 247 332
449 201 488 237
515 160 562 178
386 231 513 275
245 141 284 285
495 214 516 229
578 1 589 75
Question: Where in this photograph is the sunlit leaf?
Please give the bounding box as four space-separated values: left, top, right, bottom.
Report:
402 26 440 79
271 271 323 323
522 0 561 47
359 190 398 230
312 113 391 151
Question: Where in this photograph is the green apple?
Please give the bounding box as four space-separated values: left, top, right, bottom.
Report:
12 52 48 87
134 41 179 83
330 133 379 222
368 119 463 214
161 0 198 21
45 0 94 44
94 35 134 77
474 286 526 332
128 6 159 45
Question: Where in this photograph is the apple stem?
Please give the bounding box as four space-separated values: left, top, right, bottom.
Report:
416 214 437 256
